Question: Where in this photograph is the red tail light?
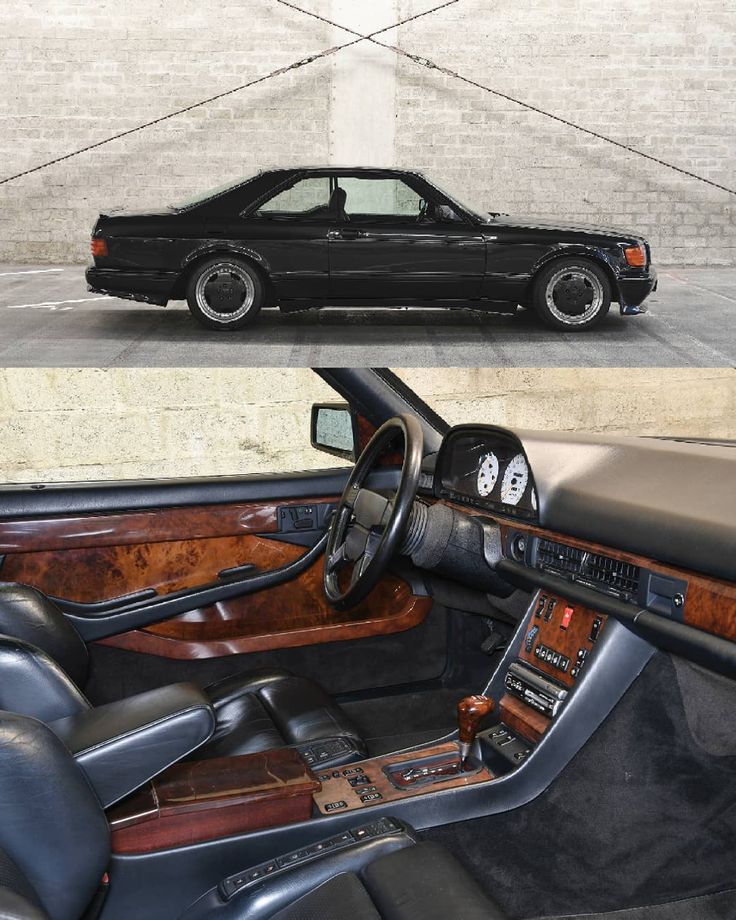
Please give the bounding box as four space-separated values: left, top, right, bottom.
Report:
624 244 646 267
91 238 108 258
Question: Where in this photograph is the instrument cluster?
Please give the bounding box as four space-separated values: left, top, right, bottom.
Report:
435 426 538 520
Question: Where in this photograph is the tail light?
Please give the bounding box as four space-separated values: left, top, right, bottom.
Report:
91 238 108 258
623 244 646 267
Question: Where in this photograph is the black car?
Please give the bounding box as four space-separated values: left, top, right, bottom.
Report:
86 167 657 331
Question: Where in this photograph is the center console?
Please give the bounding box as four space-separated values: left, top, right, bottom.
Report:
107 590 608 856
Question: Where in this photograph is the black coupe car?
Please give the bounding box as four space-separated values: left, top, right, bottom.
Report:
86 167 657 331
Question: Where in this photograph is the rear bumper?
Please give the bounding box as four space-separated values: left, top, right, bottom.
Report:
618 267 657 314
85 267 179 306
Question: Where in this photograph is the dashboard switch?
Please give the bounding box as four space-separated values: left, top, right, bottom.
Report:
560 606 574 630
589 617 603 642
525 625 539 652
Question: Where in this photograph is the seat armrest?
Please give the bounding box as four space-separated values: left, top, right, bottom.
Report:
49 683 215 808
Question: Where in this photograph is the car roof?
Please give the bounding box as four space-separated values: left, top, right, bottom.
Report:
260 166 427 178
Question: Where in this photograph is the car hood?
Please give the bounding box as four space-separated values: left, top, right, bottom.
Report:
487 215 640 241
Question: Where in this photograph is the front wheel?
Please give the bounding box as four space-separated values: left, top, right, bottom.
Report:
186 257 264 331
531 258 611 330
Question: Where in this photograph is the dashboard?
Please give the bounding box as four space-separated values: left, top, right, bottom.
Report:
434 426 538 520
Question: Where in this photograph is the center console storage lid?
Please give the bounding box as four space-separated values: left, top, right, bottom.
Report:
49 682 215 808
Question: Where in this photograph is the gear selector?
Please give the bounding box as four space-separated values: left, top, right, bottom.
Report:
457 694 495 768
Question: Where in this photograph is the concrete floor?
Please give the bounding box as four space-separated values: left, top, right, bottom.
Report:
0 264 734 367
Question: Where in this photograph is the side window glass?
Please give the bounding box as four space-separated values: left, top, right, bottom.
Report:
339 178 423 220
256 178 331 218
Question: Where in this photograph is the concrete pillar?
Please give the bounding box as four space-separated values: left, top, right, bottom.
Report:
329 1 398 167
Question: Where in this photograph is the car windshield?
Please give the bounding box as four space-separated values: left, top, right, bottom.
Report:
171 173 258 210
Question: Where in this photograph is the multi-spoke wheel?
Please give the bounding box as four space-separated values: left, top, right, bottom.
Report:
531 258 611 330
323 415 423 611
186 257 264 330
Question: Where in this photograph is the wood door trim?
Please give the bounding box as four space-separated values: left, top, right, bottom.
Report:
97 569 432 659
0 497 338 553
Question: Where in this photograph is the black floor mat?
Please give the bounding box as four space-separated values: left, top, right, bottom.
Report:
422 653 736 918
538 888 736 919
341 687 469 756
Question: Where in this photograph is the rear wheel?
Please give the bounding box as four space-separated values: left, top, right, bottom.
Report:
186 257 264 330
531 258 611 330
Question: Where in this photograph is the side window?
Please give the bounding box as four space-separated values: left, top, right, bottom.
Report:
339 178 423 219
256 177 331 218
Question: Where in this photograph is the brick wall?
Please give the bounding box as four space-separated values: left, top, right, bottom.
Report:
0 0 733 265
0 368 733 482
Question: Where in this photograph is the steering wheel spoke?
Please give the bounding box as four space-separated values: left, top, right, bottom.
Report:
323 414 423 610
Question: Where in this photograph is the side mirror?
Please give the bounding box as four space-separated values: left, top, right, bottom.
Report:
310 403 357 461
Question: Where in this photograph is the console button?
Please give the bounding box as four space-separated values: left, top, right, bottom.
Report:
525 625 539 652
324 801 348 812
560 606 574 629
589 617 603 642
360 792 383 803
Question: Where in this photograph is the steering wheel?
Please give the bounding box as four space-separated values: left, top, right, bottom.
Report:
324 414 423 611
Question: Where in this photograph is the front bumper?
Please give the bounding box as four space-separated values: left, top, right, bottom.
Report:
85 267 179 306
618 267 657 314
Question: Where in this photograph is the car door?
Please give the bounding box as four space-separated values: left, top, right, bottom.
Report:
0 455 443 702
327 175 486 301
202 175 334 299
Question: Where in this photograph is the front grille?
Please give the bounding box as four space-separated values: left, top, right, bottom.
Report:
536 538 640 600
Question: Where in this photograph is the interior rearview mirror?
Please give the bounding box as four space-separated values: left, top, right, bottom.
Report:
311 403 357 461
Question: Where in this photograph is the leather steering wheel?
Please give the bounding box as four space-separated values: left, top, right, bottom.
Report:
324 414 423 611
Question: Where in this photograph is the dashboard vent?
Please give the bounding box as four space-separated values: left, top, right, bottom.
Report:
536 538 641 601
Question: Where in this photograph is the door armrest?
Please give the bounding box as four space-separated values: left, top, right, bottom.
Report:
49 683 215 808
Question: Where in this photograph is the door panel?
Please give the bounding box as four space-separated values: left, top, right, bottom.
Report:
328 222 486 299
0 495 431 659
97 556 429 659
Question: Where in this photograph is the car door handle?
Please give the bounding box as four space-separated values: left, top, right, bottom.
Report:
328 229 365 240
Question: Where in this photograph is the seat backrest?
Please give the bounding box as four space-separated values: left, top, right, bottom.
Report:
0 584 89 687
329 186 348 221
0 635 91 722
0 711 110 920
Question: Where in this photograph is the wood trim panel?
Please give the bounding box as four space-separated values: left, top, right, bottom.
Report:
313 741 494 815
98 561 431 658
109 748 320 854
0 534 307 604
441 501 736 645
516 592 607 689
499 693 550 743
0 498 337 554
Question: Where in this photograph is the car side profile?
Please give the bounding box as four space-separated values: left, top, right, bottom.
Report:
86 167 657 331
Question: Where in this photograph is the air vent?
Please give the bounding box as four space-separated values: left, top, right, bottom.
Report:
536 538 640 601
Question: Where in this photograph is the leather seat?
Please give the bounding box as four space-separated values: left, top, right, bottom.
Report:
0 582 366 763
0 711 508 920
329 186 349 221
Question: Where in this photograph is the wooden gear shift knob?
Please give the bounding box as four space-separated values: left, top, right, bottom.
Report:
457 694 495 750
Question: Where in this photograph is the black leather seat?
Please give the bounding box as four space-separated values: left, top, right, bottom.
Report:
0 711 508 920
0 582 366 763
329 186 349 221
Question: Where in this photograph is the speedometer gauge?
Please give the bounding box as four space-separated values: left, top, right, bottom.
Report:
476 452 499 497
501 453 529 506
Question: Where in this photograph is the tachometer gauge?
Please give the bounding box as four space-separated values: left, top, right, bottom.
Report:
476 452 499 497
501 453 529 506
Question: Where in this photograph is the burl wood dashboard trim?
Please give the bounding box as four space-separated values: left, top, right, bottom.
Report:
441 502 736 645
499 694 550 744
313 741 494 815
109 748 320 854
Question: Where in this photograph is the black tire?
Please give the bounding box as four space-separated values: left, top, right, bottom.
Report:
186 256 264 331
531 258 611 331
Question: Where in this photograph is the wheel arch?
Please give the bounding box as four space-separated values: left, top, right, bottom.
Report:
527 245 621 305
172 245 276 304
